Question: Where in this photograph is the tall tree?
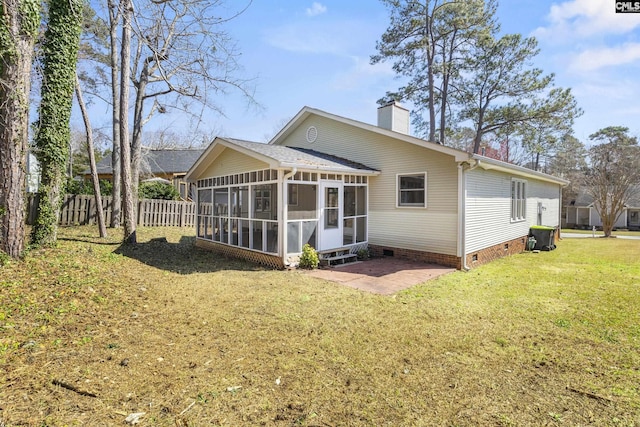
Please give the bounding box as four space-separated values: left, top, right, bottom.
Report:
127 0 255 203
548 134 587 214
115 0 255 243
372 0 497 144
75 74 107 238
31 0 84 247
585 127 640 237
73 1 121 227
70 0 256 244
455 33 581 155
108 0 121 228
0 0 40 258
119 0 136 243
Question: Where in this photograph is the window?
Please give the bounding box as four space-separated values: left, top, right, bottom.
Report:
324 187 339 228
288 184 298 206
343 185 367 245
397 173 426 207
511 179 526 221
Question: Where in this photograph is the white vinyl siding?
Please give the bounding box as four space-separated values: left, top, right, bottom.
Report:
526 180 561 227
278 116 458 255
588 207 627 228
466 168 562 254
201 147 269 178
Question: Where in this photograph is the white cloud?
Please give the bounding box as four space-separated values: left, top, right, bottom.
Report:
569 42 640 72
331 57 395 91
264 20 368 56
534 0 640 41
306 2 327 17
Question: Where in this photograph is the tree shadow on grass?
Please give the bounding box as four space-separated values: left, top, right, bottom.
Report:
58 237 122 246
113 236 268 274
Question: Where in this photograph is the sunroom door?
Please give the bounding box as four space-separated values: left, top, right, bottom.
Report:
319 181 343 250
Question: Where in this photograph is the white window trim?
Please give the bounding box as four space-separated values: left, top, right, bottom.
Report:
396 172 427 208
511 178 527 222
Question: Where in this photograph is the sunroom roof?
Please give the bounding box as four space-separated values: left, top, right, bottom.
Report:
224 138 379 174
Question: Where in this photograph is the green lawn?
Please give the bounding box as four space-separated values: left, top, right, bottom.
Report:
1 227 639 426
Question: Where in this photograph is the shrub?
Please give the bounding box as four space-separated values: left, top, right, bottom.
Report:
138 181 180 200
298 244 319 269
65 178 112 196
357 247 370 260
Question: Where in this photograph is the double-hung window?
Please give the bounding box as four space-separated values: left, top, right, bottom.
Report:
397 173 427 207
511 179 526 221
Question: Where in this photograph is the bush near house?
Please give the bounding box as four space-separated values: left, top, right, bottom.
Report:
65 177 112 196
138 181 180 200
298 243 319 269
65 179 179 200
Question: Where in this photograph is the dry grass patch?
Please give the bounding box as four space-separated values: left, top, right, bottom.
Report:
1 227 639 426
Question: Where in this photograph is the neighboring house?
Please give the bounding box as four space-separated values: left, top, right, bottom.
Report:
565 189 640 230
185 102 567 270
90 148 204 200
27 151 41 193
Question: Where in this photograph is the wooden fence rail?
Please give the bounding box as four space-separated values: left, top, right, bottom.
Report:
27 194 196 227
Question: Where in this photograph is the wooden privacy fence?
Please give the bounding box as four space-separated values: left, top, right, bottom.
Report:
26 194 196 227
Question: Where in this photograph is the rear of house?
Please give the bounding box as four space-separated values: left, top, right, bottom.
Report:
186 104 567 270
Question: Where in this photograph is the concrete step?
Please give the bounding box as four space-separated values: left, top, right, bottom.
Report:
320 253 358 267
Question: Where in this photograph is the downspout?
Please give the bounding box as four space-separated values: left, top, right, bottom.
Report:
558 184 563 239
458 159 480 271
281 168 297 267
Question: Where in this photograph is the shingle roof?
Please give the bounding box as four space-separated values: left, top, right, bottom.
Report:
93 149 204 175
224 138 378 173
571 186 640 207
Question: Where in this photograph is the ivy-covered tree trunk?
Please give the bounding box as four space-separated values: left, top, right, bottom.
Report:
31 0 83 247
0 0 40 258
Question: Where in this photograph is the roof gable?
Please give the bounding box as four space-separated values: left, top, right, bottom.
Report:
186 137 379 181
268 106 569 186
269 106 471 163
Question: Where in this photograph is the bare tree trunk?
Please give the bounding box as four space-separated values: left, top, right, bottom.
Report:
108 0 121 228
75 74 107 238
425 13 436 143
473 108 485 154
131 69 149 204
119 0 136 243
0 0 38 258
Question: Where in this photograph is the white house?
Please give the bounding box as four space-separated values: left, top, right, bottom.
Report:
186 103 567 270
565 190 640 230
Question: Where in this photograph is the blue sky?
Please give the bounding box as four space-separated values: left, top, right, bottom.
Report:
88 0 640 146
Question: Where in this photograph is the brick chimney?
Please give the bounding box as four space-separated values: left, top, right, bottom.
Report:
377 101 410 135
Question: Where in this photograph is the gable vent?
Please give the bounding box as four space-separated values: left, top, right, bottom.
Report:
306 126 318 143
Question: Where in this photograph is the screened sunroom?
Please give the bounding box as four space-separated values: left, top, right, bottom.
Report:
188 138 378 267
